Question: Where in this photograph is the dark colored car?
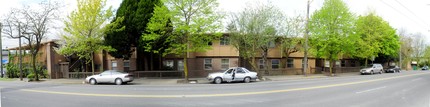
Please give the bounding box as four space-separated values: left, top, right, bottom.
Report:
385 66 400 73
422 66 429 70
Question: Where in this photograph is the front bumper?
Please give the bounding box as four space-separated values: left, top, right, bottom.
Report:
360 70 370 74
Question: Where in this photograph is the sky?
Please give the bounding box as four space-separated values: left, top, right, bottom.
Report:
1 0 430 49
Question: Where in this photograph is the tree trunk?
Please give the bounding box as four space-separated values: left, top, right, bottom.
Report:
365 58 368 68
144 56 149 71
183 55 189 82
150 53 154 70
329 60 333 76
91 52 95 75
262 49 269 76
32 54 39 81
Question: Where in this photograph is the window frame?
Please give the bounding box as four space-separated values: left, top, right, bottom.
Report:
204 59 213 70
258 59 265 69
271 59 280 69
287 58 294 68
178 60 184 71
221 59 229 70
111 61 117 70
341 60 346 67
220 36 229 45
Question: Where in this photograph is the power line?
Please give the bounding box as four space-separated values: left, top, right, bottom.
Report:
393 0 430 28
379 0 429 30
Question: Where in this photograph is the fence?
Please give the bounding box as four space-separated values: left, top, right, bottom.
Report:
132 71 183 78
68 72 100 78
258 67 361 76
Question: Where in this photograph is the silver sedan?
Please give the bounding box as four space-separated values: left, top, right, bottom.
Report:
207 67 258 84
85 70 134 85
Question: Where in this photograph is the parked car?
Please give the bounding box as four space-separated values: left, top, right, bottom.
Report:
207 67 258 84
422 66 429 70
360 64 384 75
385 66 400 73
85 70 134 85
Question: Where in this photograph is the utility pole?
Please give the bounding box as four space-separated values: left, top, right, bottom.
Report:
399 35 402 70
18 23 23 81
0 23 3 78
303 0 311 76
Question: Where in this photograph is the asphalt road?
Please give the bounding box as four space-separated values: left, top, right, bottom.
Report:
2 71 430 107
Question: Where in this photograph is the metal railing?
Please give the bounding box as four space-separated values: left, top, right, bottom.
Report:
68 72 100 78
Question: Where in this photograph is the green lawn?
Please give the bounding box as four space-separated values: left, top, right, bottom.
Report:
0 78 17 81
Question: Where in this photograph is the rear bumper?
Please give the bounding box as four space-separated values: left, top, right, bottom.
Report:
123 77 134 82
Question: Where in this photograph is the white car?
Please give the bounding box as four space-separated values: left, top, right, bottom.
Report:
85 70 134 85
360 64 384 75
207 67 258 84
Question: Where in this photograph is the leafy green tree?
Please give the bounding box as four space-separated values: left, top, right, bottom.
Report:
58 0 114 75
228 3 283 79
105 0 161 59
309 0 355 75
352 13 399 66
143 0 223 81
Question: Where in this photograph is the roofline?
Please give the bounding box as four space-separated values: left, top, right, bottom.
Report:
7 39 59 50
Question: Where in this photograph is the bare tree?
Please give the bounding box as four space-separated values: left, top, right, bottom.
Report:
2 1 61 81
411 32 426 63
279 15 305 68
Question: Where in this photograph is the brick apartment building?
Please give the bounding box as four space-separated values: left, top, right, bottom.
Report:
10 35 408 78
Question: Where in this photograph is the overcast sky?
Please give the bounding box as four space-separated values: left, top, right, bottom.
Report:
1 0 430 49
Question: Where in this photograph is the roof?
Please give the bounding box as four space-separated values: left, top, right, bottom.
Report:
7 39 59 50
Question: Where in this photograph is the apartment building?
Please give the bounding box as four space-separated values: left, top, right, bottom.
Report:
7 36 365 78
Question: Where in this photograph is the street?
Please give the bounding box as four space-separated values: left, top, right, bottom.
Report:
2 71 430 107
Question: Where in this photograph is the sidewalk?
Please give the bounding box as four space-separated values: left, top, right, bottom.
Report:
39 72 361 85
264 72 361 81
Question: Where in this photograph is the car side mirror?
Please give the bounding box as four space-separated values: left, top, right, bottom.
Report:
99 74 102 76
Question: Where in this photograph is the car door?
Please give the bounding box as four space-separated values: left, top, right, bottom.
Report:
223 69 234 82
233 68 246 81
97 71 112 83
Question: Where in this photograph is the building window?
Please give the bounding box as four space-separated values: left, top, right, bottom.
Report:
259 59 265 69
287 58 294 68
124 60 130 67
163 60 174 70
350 61 356 67
178 60 184 71
163 60 174 69
111 61 117 70
272 59 280 69
124 60 130 71
341 60 346 67
221 59 229 70
220 36 229 45
204 59 212 70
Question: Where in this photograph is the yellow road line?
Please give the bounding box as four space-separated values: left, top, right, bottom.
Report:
21 72 428 98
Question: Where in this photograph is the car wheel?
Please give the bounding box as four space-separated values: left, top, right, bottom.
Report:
379 70 382 74
370 71 374 75
89 78 97 85
115 78 123 85
244 77 251 83
214 77 222 84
